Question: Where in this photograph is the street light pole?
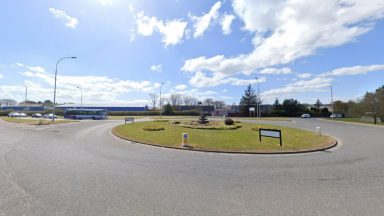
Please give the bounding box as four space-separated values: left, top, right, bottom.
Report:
77 86 83 109
24 85 28 111
255 77 260 118
159 82 164 118
53 56 77 122
330 85 334 117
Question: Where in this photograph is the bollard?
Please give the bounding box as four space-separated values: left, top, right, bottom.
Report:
181 133 189 147
316 127 321 136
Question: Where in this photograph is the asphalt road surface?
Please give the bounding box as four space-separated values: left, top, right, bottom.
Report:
1 118 383 216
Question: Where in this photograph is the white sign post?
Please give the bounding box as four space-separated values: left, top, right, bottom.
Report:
259 128 282 146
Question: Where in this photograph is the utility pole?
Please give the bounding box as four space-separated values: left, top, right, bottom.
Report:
25 85 28 111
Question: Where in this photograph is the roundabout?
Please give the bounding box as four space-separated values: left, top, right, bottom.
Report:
0 118 383 215
112 119 336 153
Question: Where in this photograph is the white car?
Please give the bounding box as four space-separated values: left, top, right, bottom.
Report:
300 114 311 118
330 113 343 118
44 114 58 119
19 113 28 117
8 112 21 118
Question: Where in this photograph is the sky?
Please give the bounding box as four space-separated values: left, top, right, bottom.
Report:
0 0 384 106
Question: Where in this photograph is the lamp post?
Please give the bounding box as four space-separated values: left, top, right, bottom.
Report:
53 56 77 122
77 86 83 109
159 82 164 118
255 77 260 118
24 85 28 111
330 85 334 117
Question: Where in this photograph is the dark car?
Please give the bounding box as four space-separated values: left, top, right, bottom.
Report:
32 113 43 118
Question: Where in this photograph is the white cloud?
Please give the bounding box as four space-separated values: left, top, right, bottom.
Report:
189 71 266 88
12 63 160 104
150 64 162 73
221 14 236 35
319 65 384 77
182 0 384 76
190 1 222 38
135 11 188 46
259 67 292 75
49 8 79 29
99 0 116 6
297 73 312 79
175 84 188 91
262 77 332 99
0 74 2 79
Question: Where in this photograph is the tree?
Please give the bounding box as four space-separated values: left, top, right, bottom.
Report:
162 103 175 115
203 98 214 106
281 98 305 116
183 96 198 106
148 93 159 110
0 99 17 106
361 92 378 124
314 99 322 112
333 100 349 115
211 100 225 109
168 94 183 108
375 85 384 120
239 84 257 116
272 98 282 112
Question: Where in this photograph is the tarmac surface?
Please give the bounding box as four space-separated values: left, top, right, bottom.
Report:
0 118 383 216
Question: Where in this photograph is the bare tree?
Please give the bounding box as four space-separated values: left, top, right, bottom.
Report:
212 100 225 109
168 94 183 108
148 93 159 110
183 96 198 106
203 98 214 106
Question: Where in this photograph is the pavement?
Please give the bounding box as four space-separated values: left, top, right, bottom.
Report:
0 118 384 216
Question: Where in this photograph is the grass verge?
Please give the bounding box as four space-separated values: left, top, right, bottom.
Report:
108 116 147 120
0 117 76 125
331 118 384 126
112 121 334 153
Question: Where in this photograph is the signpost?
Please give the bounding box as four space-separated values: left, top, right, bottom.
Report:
249 107 255 117
259 128 282 146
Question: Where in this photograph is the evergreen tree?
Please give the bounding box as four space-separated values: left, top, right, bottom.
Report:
314 99 322 112
239 85 257 116
162 103 175 115
272 98 281 112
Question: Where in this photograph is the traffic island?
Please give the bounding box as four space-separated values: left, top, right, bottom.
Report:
112 121 337 154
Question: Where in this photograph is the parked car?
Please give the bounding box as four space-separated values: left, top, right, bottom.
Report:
300 113 311 118
330 113 343 118
32 113 43 118
8 112 21 118
19 113 28 117
44 113 58 119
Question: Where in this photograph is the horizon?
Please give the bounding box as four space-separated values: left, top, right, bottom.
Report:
1 0 384 106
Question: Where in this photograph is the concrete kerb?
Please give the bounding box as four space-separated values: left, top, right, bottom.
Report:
111 127 338 155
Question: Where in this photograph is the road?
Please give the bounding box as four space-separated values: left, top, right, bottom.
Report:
0 118 383 216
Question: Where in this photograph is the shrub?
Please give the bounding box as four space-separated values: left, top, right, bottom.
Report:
162 104 175 115
173 121 181 124
224 118 234 125
143 125 165 131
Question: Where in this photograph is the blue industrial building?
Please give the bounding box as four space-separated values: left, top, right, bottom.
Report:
56 105 149 112
1 105 150 112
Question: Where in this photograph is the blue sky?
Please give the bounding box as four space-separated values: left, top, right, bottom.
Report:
1 0 384 106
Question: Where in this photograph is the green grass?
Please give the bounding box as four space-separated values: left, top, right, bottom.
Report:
331 118 384 126
0 117 76 125
108 116 147 120
112 121 333 153
233 117 290 121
